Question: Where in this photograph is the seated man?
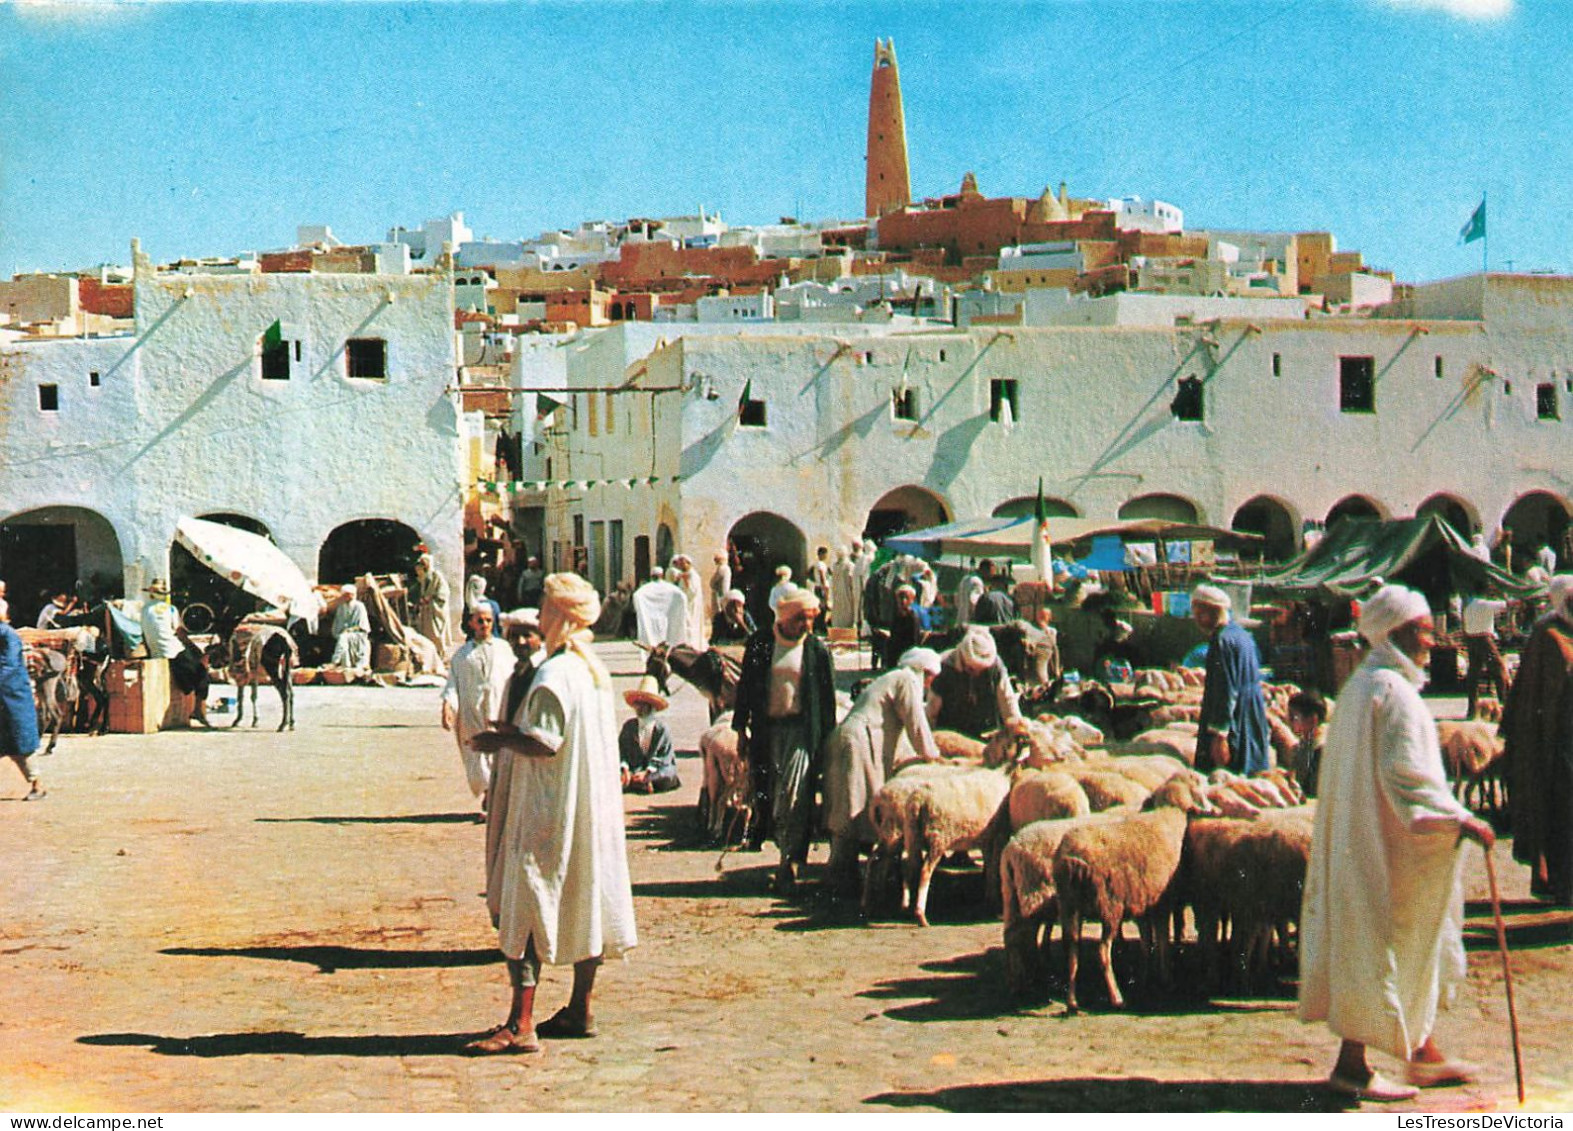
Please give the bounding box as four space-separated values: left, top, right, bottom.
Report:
619 676 680 794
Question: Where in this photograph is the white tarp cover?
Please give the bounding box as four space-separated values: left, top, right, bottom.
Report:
174 517 324 630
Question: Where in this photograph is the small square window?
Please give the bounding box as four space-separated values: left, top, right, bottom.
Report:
1171 376 1204 421
739 397 768 427
1538 383 1559 420
345 338 387 380
261 337 290 380
863 351 875 365
1504 380 1513 396
38 384 59 411
89 370 101 387
892 387 919 421
938 349 947 363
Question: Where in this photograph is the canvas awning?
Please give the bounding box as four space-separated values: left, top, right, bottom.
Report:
1251 515 1543 602
883 515 1261 561
174 517 325 630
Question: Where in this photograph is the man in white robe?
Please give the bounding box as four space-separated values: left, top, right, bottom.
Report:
330 585 372 677
670 553 707 648
823 647 943 890
707 551 731 623
441 604 515 804
631 568 688 650
830 549 858 630
467 573 636 1054
1298 583 1496 1101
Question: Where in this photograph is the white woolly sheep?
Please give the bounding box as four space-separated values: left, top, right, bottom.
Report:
1053 775 1218 1010
1437 719 1505 815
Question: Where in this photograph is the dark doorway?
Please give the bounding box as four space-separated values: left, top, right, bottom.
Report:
0 524 76 628
319 520 423 585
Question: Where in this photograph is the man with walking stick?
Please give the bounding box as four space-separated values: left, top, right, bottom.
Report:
1298 583 1497 1102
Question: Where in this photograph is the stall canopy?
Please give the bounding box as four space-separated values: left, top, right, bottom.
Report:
1251 515 1542 603
883 515 1261 561
174 517 325 630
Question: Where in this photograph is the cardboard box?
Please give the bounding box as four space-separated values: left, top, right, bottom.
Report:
106 659 171 734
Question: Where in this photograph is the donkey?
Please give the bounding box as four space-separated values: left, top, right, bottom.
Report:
28 648 81 755
227 622 299 731
645 642 740 723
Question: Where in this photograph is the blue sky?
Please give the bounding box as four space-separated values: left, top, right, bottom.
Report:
0 0 1564 284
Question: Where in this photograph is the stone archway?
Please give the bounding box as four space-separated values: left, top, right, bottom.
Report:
0 505 125 627
1416 493 1479 541
1118 493 1201 523
1231 496 1299 562
863 485 951 541
319 518 424 585
992 495 1079 520
1326 494 1385 529
1501 491 1572 570
727 511 808 624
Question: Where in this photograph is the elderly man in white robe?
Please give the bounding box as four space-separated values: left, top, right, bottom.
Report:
465 573 637 1054
330 584 372 677
441 603 515 808
632 567 688 651
1298 583 1496 1101
823 647 944 893
670 553 707 648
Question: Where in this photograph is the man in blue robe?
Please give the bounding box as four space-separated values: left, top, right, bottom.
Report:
1 621 45 800
1192 584 1269 775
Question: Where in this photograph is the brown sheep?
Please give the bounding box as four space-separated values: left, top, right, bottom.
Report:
1437 718 1505 816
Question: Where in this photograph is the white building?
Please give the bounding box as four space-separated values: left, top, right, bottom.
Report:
1107 197 1185 233
0 239 466 620
511 274 1573 591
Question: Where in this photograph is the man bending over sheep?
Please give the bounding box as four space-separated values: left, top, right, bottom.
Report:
1297 583 1496 1101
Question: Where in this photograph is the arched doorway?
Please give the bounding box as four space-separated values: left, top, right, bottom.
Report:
727 511 807 625
992 495 1079 520
655 523 675 571
171 513 275 633
1501 491 1572 570
319 519 424 585
1416 494 1478 541
1231 496 1299 562
863 485 950 541
1326 495 1384 529
1118 493 1201 523
0 505 125 627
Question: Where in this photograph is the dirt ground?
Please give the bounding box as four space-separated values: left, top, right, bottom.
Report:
3 639 1571 1114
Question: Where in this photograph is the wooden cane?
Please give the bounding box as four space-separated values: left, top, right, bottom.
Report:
1484 848 1526 1105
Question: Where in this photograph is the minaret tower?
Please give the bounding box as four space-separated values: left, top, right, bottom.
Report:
864 38 911 219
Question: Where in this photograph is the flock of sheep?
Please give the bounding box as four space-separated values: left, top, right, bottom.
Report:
693 665 1505 1013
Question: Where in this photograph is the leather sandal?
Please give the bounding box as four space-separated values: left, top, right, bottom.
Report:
536 1007 597 1039
1327 1070 1418 1102
464 1022 542 1055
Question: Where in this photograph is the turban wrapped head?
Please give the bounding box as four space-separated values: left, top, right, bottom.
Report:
775 565 793 581
724 589 746 606
774 585 821 621
542 572 608 686
898 647 942 676
956 625 998 670
1190 584 1231 615
1358 583 1431 645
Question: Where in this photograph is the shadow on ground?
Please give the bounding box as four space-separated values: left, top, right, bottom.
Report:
255 812 481 826
161 944 499 973
79 1031 484 1058
864 1077 1349 1113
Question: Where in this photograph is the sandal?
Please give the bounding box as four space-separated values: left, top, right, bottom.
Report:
1327 1070 1417 1102
536 1007 598 1039
464 1022 541 1055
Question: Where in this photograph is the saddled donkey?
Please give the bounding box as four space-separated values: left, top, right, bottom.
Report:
646 642 740 722
227 622 299 731
28 648 81 755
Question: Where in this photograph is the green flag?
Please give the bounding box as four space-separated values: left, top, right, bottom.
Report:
737 377 753 414
261 320 283 351
1459 197 1486 245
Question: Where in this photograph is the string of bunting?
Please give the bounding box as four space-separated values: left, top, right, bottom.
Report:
476 474 683 495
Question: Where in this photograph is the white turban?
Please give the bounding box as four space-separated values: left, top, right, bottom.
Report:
340 584 356 598
898 647 942 676
956 625 998 669
775 565 793 581
1549 574 1573 619
775 585 820 619
724 588 746 606
542 572 608 686
465 574 487 612
1358 583 1431 645
1191 584 1231 613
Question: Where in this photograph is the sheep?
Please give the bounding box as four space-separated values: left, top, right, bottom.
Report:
1066 767 1152 812
865 762 1015 926
1129 726 1199 765
980 770 1092 914
862 761 977 917
1096 752 1197 794
1437 718 1505 816
1181 804 1315 994
1035 713 1106 747
933 729 986 762
981 718 1085 769
1053 775 1219 1010
1000 810 1130 997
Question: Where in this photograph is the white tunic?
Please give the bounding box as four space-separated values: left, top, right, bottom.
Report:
830 557 858 629
632 580 688 649
441 635 515 797
823 667 940 840
490 650 637 965
675 568 707 648
1298 641 1472 1060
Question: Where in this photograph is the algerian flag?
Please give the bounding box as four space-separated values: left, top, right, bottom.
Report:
262 320 283 351
1459 196 1486 245
737 378 753 417
535 392 564 420
1032 477 1053 586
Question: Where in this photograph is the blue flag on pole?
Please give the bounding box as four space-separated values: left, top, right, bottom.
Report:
1459 197 1486 245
